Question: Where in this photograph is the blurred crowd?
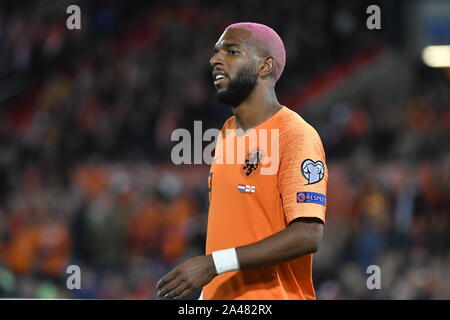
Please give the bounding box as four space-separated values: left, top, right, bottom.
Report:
0 0 449 299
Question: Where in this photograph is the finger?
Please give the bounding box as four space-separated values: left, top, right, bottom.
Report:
158 278 181 298
164 281 190 300
158 277 179 297
156 270 177 290
174 287 193 300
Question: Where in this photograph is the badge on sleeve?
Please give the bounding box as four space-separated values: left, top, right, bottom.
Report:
297 192 326 206
301 159 325 185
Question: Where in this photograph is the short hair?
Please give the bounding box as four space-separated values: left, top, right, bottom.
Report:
224 22 286 82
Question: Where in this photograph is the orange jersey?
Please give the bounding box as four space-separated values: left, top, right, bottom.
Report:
204 106 328 300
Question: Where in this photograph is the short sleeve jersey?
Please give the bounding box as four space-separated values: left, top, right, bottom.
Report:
204 106 328 300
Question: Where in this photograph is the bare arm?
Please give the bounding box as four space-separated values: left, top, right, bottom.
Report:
156 217 323 299
236 217 323 270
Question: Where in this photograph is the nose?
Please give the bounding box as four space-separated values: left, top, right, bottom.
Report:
210 52 224 68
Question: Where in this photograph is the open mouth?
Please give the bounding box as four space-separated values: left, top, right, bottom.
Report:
214 74 228 86
212 70 229 87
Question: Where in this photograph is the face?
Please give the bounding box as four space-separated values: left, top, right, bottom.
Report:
210 28 259 107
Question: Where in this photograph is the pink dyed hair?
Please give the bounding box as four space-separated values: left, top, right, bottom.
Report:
224 22 286 82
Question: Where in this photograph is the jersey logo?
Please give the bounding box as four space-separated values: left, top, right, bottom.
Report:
301 159 324 185
297 192 326 206
237 184 256 193
242 151 262 176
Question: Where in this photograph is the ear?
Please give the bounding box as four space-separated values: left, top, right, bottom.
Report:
258 56 275 78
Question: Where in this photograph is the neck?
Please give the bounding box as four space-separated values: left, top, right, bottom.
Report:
232 84 282 131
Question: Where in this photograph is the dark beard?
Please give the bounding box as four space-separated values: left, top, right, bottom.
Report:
217 64 258 107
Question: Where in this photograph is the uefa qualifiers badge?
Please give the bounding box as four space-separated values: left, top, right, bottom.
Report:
301 159 324 185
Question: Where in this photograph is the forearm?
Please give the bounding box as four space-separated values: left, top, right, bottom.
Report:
157 219 323 299
235 219 323 270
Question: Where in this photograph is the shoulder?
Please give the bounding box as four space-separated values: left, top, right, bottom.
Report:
221 115 236 130
278 107 321 142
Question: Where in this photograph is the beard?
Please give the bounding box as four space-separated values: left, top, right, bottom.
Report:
217 64 258 107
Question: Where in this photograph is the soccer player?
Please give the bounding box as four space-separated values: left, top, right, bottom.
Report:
157 22 328 300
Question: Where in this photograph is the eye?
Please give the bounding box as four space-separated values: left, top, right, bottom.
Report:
229 49 240 55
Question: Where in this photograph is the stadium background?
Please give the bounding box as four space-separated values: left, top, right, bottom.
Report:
0 0 449 299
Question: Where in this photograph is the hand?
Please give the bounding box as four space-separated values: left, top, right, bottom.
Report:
156 255 217 300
